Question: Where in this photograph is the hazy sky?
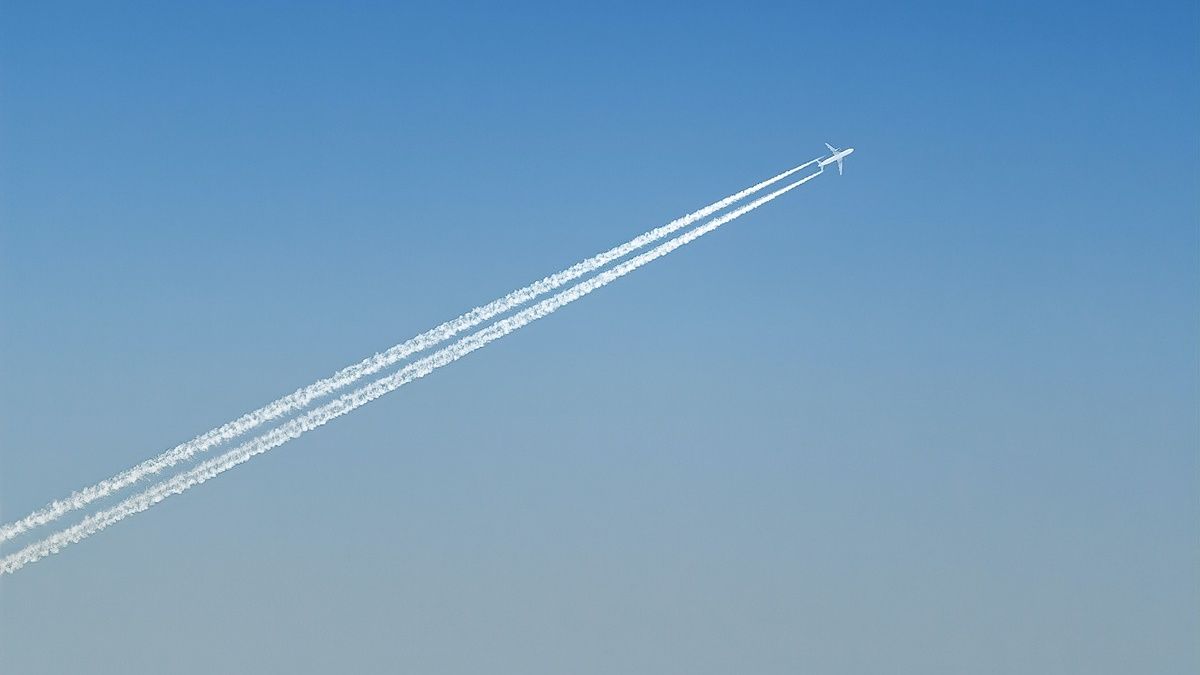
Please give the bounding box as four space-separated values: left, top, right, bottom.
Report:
2 2 1197 673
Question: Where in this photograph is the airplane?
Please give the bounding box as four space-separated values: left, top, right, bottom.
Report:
818 142 855 175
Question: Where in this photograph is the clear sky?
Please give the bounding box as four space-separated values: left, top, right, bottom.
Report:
1 2 1197 673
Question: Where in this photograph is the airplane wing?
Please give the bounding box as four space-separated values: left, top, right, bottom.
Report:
825 142 839 153
837 160 843 175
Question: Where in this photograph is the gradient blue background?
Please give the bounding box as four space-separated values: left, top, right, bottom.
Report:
2 2 1197 673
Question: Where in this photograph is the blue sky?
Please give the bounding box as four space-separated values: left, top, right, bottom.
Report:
1 2 1197 673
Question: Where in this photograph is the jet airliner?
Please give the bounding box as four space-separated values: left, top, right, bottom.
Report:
818 142 854 175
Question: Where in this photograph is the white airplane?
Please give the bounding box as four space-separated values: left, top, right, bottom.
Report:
818 142 855 175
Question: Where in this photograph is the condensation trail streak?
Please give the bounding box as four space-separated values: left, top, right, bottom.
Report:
0 160 816 544
1 168 822 575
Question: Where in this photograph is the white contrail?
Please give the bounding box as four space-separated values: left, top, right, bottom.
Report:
0 160 818 544
1 167 822 575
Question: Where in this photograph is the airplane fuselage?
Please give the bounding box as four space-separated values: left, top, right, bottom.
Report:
818 147 854 168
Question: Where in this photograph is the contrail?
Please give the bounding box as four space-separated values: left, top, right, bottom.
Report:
0 160 818 544
1 167 822 575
